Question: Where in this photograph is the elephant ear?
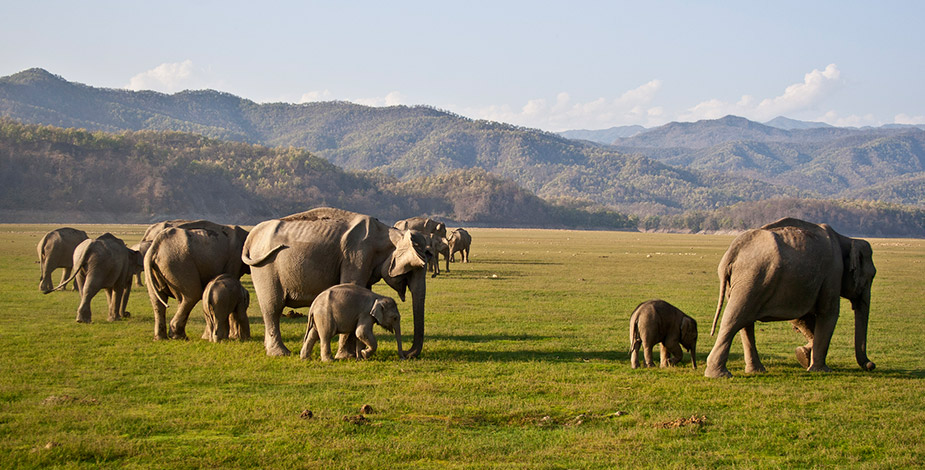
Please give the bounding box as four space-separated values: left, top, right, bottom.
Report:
388 230 426 278
370 299 386 326
680 316 698 349
847 240 873 295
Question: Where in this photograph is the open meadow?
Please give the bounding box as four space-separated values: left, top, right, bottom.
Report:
1 224 922 468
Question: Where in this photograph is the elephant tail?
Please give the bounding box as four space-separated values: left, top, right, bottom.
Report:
143 241 170 308
629 307 642 352
710 272 728 336
241 244 287 266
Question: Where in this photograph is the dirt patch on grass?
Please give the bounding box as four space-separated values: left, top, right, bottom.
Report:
41 395 98 406
655 415 706 429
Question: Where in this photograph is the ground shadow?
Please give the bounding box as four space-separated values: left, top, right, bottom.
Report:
427 333 553 343
477 259 562 266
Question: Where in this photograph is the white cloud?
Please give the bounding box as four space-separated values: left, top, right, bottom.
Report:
352 91 406 107
299 90 333 103
817 111 879 128
682 64 842 122
126 60 196 93
894 113 925 125
456 79 665 131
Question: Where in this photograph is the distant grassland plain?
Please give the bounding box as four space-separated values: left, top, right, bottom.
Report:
1 225 922 468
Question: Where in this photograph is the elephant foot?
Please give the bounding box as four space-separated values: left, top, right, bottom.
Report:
168 331 188 341
266 344 291 357
704 365 733 378
744 363 767 374
807 363 832 373
108 316 121 322
122 311 131 318
75 317 91 324
860 361 876 371
795 346 812 369
335 350 357 360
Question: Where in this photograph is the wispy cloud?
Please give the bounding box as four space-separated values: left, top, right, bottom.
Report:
299 89 333 103
458 80 665 131
126 60 196 93
351 91 406 107
682 64 842 122
894 113 925 125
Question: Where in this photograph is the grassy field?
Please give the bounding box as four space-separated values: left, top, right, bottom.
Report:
1 224 922 468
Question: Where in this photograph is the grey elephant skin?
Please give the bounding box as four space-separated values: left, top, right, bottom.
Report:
201 274 251 342
300 284 403 361
144 221 249 340
394 217 448 277
448 228 471 265
38 227 88 293
629 300 697 369
129 241 151 287
243 208 428 358
705 217 877 378
55 233 143 323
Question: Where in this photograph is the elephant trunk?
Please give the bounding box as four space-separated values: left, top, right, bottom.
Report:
393 322 404 359
404 269 426 359
852 291 875 371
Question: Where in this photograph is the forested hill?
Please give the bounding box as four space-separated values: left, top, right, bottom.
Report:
0 68 794 215
0 119 635 229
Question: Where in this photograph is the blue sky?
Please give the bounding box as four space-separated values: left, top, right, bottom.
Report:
2 1 923 131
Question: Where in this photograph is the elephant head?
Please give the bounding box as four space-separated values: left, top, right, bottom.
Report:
371 297 403 358
381 228 427 357
838 235 877 371
680 316 698 369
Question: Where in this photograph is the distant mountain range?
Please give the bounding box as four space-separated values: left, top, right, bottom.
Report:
1 68 923 226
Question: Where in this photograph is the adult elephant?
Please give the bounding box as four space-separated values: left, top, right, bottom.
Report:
144 221 249 340
55 233 143 323
704 218 877 378
243 208 428 357
38 227 88 293
394 216 448 276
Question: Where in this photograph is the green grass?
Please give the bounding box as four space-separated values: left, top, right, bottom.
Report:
1 225 922 468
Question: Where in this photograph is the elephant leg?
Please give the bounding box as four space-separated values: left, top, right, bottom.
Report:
76 280 101 323
214 313 231 342
630 342 641 369
464 249 469 262
149 288 169 340
108 288 124 322
119 285 131 319
299 326 319 360
659 344 670 367
356 325 377 359
202 309 217 341
257 292 289 356
60 268 73 291
336 333 360 360
665 342 684 367
135 271 144 287
319 331 335 362
808 310 839 372
705 295 756 378
168 296 198 340
740 324 766 373
792 314 816 369
76 272 85 297
642 341 656 368
231 302 250 341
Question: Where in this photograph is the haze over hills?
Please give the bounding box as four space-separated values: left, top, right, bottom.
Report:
1 68 923 235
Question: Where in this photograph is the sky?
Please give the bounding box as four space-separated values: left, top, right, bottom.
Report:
2 1 923 131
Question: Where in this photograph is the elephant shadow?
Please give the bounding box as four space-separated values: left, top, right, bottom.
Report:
478 259 562 266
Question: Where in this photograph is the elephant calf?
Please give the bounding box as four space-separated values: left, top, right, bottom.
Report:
629 300 698 369
201 274 250 342
300 284 404 362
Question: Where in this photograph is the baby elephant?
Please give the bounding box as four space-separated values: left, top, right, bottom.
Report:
629 300 698 369
201 274 251 342
300 284 404 361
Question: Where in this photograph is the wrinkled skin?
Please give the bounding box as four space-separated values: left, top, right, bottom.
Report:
38 227 88 293
144 221 249 340
201 274 251 342
55 233 143 323
300 284 403 361
705 218 877 378
395 217 448 277
243 208 428 357
629 299 697 369
447 228 472 266
134 220 191 287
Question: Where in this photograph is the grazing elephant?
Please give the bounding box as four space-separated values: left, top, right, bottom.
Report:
38 227 88 293
129 241 151 287
300 284 403 361
629 300 697 369
55 233 143 323
395 217 448 276
448 228 471 265
201 274 251 342
144 221 249 340
242 207 428 357
704 218 877 378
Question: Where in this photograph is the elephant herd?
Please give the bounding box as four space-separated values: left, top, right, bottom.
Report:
38 208 473 361
38 212 877 378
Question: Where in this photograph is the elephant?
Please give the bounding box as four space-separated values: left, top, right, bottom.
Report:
55 233 143 323
394 217 448 277
38 227 88 293
242 207 428 358
144 221 250 340
704 218 877 378
129 241 151 287
448 228 471 265
201 274 251 342
629 300 697 369
299 284 403 361
141 219 193 243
